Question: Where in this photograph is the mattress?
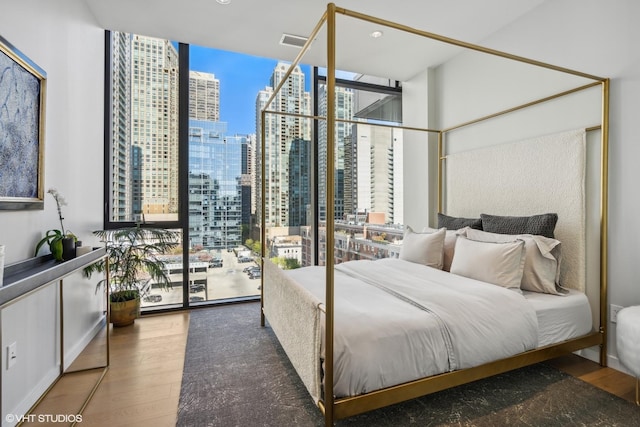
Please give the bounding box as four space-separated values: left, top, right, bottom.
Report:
523 288 593 347
285 258 539 397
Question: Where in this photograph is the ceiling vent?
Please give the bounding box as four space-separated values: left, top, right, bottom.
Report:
279 33 308 48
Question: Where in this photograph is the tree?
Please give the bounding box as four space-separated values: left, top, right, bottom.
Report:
270 256 301 270
283 258 301 269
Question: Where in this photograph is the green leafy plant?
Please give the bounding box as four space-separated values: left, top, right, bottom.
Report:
34 189 77 261
270 256 301 270
84 226 180 303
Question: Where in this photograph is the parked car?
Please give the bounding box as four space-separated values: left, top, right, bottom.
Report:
189 296 205 302
209 259 223 268
189 283 206 293
142 294 162 303
249 270 261 279
238 256 252 263
243 265 259 273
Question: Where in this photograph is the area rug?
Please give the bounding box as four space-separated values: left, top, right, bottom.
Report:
177 302 640 426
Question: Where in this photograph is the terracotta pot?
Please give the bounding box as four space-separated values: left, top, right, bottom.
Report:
110 298 140 327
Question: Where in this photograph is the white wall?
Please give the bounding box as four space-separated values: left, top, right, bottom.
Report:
0 0 104 264
0 1 105 423
403 0 640 372
1 269 104 424
1 284 58 423
463 0 640 373
402 68 438 230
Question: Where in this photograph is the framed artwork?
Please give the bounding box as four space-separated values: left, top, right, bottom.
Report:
0 34 46 210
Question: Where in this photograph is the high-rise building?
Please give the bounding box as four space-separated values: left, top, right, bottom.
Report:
318 85 354 221
188 70 250 246
345 124 404 225
110 31 132 221
343 131 356 218
130 35 180 219
256 62 311 231
288 137 311 227
188 120 243 249
241 134 256 231
189 71 220 121
109 33 180 221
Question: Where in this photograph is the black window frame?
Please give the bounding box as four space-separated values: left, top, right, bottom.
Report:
104 31 402 310
311 69 402 265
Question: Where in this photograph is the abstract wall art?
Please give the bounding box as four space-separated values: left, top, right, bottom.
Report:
0 34 46 210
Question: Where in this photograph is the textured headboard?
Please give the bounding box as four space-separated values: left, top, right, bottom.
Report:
444 129 586 291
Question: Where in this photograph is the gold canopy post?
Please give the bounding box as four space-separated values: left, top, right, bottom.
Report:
260 108 266 327
599 78 610 366
324 4 336 426
259 3 609 422
258 5 326 328
437 131 444 213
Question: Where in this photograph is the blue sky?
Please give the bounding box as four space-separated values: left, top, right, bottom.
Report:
189 46 311 136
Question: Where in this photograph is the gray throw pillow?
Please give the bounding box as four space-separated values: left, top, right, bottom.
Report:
437 212 482 230
480 213 558 238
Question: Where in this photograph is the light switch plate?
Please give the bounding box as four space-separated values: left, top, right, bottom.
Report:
7 342 17 370
610 304 623 323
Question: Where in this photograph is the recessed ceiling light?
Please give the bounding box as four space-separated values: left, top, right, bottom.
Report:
216 0 231 4
370 30 383 38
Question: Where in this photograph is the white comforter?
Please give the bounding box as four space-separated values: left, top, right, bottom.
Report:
286 258 539 397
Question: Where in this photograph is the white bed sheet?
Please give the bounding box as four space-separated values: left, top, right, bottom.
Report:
270 259 593 399
523 288 592 347
285 258 539 397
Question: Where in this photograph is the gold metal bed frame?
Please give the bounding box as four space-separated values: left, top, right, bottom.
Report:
260 4 609 425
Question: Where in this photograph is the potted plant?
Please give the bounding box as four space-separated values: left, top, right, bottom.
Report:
84 225 180 327
34 188 77 262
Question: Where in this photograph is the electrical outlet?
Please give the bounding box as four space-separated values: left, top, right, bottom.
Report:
611 304 623 323
6 342 17 370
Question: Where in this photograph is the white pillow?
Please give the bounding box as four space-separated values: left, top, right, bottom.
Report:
465 228 562 295
450 235 526 291
423 226 466 272
399 226 446 269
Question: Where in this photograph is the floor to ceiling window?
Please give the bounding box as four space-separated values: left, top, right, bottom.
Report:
105 32 185 311
186 46 317 303
105 31 402 311
309 71 404 266
261 69 404 270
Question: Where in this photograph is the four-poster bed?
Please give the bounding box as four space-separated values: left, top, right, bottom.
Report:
259 3 609 425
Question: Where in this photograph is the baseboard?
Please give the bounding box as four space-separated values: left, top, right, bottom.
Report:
606 355 634 376
3 366 59 427
574 346 635 377
63 314 107 371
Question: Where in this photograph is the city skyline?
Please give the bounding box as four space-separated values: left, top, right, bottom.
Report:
189 45 312 136
109 32 403 232
106 31 405 310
